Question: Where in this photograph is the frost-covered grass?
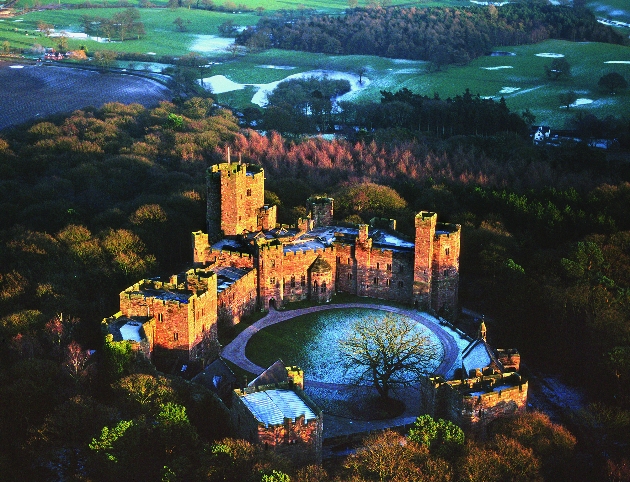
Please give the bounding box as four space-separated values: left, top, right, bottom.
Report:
588 0 630 23
402 39 630 127
245 308 444 384
4 12 629 128
9 9 258 56
208 39 630 125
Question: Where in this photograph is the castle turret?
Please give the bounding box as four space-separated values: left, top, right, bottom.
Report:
431 222 461 319
355 224 372 297
307 197 334 228
479 319 487 341
413 212 437 311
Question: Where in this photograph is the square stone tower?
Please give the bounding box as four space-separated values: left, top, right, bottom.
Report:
206 160 275 240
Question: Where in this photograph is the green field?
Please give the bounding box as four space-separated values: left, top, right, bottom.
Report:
10 0 443 13
587 0 630 23
1 0 629 129
0 8 259 55
204 40 630 127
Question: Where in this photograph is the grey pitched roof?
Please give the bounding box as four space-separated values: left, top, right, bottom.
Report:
248 360 288 388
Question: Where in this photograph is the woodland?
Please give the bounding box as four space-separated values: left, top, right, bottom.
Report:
1 93 630 480
236 4 626 66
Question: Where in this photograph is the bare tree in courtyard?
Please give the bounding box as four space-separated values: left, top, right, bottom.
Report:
338 313 440 400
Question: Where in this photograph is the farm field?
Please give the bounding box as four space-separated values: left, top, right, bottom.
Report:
9 0 464 13
0 62 171 130
0 8 259 55
1 1 629 130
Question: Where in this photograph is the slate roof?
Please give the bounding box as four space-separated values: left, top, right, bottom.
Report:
248 360 289 388
192 357 237 394
462 339 503 374
240 389 317 427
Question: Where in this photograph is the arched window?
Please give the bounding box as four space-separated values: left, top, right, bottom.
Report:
321 282 326 293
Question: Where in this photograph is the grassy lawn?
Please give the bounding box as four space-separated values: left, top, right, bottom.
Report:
245 310 333 370
2 8 259 56
397 40 630 127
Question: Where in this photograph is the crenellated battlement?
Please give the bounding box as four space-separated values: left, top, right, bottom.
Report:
209 161 263 178
283 246 335 257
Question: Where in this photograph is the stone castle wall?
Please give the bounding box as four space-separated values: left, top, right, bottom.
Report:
119 279 217 362
257 245 337 309
420 374 528 440
231 383 323 466
460 381 528 439
217 269 257 327
431 227 461 319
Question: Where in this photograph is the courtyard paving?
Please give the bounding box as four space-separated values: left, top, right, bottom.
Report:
221 303 461 439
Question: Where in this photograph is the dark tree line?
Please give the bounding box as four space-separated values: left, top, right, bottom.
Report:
237 4 626 65
355 87 528 137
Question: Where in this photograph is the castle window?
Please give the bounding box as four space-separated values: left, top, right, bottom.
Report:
270 277 276 285
290 276 295 288
386 279 391 287
398 281 404 288
157 313 163 322
373 277 378 285
246 188 252 197
301 275 306 287
376 262 380 270
445 247 450 256
270 259 275 268
321 282 326 293
313 281 318 291
387 263 392 271
174 332 179 341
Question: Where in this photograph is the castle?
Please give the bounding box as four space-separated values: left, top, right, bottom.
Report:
104 154 525 445
106 155 460 365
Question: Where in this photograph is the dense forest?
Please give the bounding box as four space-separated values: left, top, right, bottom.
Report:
237 4 626 66
1 97 630 480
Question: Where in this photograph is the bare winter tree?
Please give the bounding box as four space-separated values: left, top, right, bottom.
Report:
338 313 440 400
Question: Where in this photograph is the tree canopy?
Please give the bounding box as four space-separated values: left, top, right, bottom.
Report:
338 313 440 399
598 72 628 94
